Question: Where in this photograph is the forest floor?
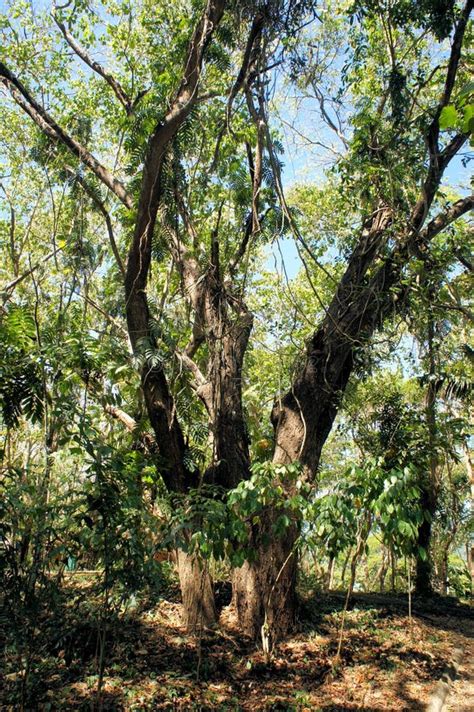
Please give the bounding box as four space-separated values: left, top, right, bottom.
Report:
2 575 473 711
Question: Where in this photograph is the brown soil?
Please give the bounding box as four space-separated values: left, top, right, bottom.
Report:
2 582 473 711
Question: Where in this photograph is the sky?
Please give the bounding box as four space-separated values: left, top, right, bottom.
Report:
1 0 472 286
267 79 472 280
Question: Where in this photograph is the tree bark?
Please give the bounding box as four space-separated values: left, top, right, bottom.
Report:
327 556 335 591
121 0 227 628
466 542 474 601
203 284 253 489
415 286 438 597
439 549 448 596
377 546 389 592
390 546 397 592
415 510 434 597
246 59 471 632
176 550 217 630
232 513 298 641
4 0 472 643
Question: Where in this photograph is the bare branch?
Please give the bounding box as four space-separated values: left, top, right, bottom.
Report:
52 11 134 114
226 10 265 123
103 404 157 454
311 81 349 148
104 404 137 432
211 8 266 169
73 291 129 338
2 248 61 298
433 300 474 323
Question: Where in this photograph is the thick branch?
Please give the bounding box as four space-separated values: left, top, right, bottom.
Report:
103 402 157 454
419 194 474 246
124 0 227 493
438 0 473 110
0 61 132 208
273 182 471 476
104 404 137 432
124 0 227 337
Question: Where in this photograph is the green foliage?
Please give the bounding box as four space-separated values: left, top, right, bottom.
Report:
306 459 424 560
351 0 458 40
78 443 164 597
163 461 305 566
0 306 44 428
447 557 472 598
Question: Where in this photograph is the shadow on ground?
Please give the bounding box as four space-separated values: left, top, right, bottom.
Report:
3 585 472 710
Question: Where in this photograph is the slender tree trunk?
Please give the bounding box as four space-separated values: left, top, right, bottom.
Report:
327 556 335 591
415 497 435 597
466 542 474 602
390 546 397 592
463 445 474 601
439 548 449 596
363 556 370 592
415 296 438 597
347 516 372 596
377 546 388 592
341 547 353 588
312 550 324 582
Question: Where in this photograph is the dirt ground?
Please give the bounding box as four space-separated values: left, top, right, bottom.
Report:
445 634 474 712
2 583 473 711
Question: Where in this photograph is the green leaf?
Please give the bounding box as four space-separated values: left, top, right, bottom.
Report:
439 105 458 130
398 520 411 537
461 104 474 134
418 546 427 562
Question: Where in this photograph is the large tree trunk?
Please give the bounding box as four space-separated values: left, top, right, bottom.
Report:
232 514 298 641
176 550 217 631
245 8 471 629
231 220 389 639
415 509 434 597
120 0 226 628
204 289 253 489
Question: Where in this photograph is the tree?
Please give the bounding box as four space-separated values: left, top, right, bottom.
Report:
1 0 472 641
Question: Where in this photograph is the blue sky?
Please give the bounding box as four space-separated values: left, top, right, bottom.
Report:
1 0 471 285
